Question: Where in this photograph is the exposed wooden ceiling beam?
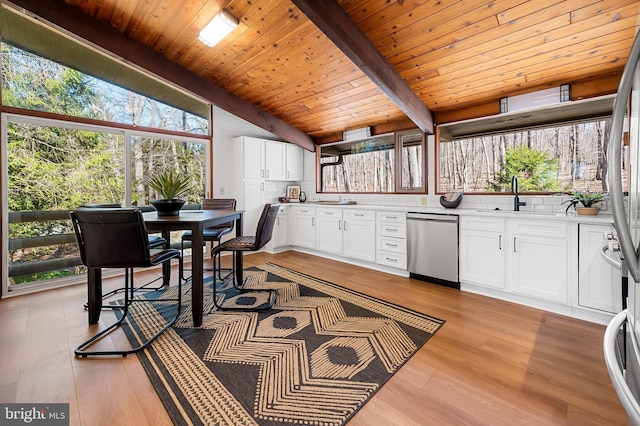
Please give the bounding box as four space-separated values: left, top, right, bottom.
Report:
3 0 316 151
291 0 433 135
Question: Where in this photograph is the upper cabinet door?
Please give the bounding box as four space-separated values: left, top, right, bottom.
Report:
243 137 265 180
286 143 304 181
265 140 286 180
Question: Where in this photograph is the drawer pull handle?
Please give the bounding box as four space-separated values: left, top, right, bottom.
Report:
355 214 364 217
385 228 396 232
386 243 397 247
386 257 397 262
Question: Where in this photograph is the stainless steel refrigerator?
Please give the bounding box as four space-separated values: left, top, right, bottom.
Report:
604 27 640 425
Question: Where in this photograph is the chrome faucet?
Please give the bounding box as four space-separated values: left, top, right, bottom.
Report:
511 175 526 211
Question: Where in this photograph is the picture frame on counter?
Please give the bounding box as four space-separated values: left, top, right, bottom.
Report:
287 185 301 202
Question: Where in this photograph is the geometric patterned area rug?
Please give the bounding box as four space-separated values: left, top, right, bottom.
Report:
120 263 445 426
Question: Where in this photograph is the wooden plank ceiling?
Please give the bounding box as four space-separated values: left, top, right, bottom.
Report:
13 0 640 142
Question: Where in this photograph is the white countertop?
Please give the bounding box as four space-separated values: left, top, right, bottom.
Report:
281 202 615 224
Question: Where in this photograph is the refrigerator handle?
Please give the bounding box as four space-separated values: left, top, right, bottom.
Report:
608 30 640 282
604 310 640 424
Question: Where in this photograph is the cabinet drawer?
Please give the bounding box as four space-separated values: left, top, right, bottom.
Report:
376 211 406 223
378 236 406 254
292 207 315 216
377 222 407 237
344 210 375 221
460 216 504 232
317 208 342 217
511 220 566 238
377 251 407 269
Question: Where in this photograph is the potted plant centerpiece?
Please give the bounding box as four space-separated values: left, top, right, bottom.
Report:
564 191 605 215
147 170 193 216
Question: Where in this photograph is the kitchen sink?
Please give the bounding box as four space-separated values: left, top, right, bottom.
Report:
476 209 560 217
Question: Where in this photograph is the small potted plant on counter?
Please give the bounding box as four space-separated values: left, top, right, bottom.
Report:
147 170 193 216
564 191 605 215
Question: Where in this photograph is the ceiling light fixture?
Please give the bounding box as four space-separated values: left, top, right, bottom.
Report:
198 9 239 47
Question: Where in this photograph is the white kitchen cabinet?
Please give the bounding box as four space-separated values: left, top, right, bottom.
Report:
578 223 622 313
315 208 375 262
291 206 316 249
241 180 265 235
235 136 302 182
240 136 266 180
459 216 505 289
286 143 304 181
265 140 286 180
272 205 289 249
316 208 343 255
343 210 376 262
509 220 568 304
376 211 407 269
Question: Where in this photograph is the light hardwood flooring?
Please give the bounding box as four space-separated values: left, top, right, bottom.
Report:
0 251 629 425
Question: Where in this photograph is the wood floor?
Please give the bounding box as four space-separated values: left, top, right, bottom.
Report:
0 251 629 425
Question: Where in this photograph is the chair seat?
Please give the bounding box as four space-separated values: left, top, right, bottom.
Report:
149 248 181 265
147 234 166 248
216 235 257 251
182 226 233 241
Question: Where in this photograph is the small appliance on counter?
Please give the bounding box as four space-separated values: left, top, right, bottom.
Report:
299 191 307 202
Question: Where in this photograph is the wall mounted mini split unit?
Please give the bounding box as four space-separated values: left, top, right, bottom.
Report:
343 126 372 141
500 84 571 114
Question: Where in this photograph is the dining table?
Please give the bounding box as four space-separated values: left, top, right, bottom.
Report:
85 208 244 327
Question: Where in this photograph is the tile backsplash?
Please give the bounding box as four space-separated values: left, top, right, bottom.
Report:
292 181 612 214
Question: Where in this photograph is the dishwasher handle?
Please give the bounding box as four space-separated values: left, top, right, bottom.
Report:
407 212 458 222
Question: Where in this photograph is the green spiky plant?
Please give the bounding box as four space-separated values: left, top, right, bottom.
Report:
564 191 604 213
147 170 193 200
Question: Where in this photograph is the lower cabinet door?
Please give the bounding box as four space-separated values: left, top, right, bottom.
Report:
292 213 315 249
459 229 505 289
509 234 568 303
343 219 376 262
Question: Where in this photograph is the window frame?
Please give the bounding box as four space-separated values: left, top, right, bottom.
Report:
317 128 426 194
435 116 614 195
1 112 210 296
395 128 426 193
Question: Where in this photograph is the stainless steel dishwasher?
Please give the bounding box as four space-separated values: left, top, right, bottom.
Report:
406 212 459 288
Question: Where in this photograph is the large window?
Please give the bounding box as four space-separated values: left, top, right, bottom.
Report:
438 118 623 193
1 43 210 295
3 116 207 292
1 43 208 134
319 129 425 193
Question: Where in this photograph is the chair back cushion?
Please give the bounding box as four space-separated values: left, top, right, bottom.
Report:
254 204 280 249
202 198 237 229
70 208 151 268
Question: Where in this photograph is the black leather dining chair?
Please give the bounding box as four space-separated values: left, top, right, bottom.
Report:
80 203 167 305
180 198 236 281
70 207 183 357
209 203 279 312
